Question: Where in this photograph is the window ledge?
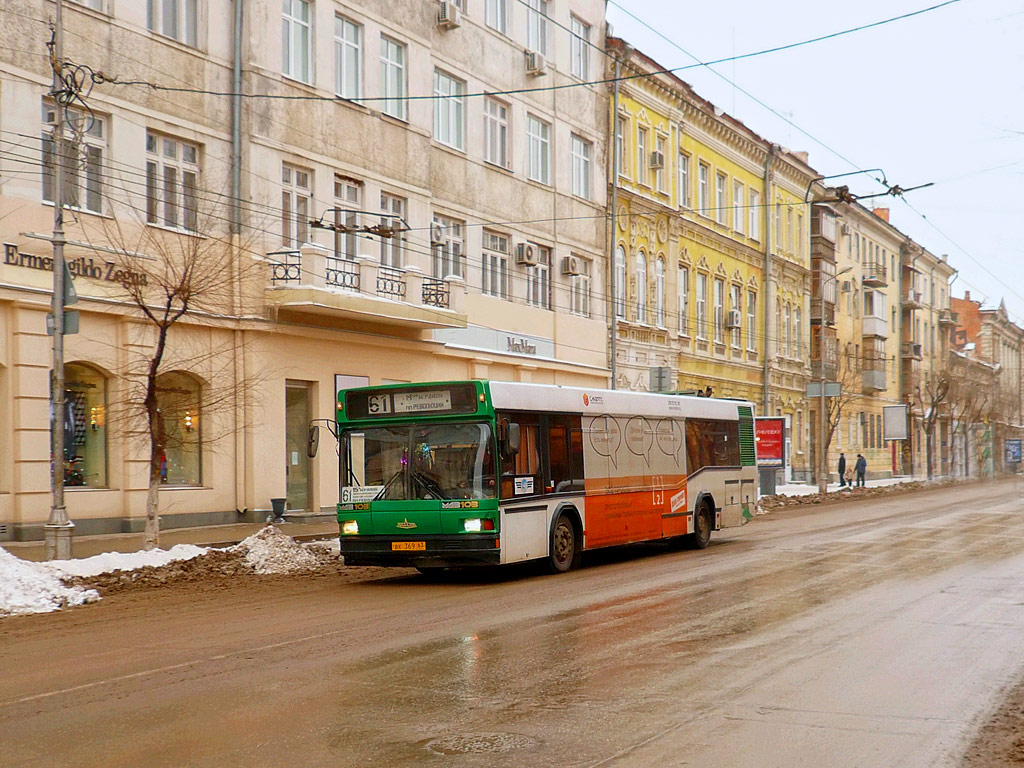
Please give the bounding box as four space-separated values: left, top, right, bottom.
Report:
432 139 467 157
160 485 210 491
146 221 207 239
146 30 206 57
483 159 514 175
42 200 113 220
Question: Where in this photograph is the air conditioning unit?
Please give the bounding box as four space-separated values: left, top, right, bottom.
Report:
725 309 741 329
840 223 851 236
561 256 582 276
648 150 665 170
437 1 462 29
840 280 851 292
526 51 549 76
430 222 445 244
515 242 537 266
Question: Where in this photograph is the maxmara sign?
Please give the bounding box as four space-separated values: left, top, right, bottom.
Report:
3 243 148 286
433 325 555 359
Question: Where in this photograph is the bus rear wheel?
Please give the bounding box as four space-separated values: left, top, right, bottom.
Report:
688 503 713 550
547 513 580 573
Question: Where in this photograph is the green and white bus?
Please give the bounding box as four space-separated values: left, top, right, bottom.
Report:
320 380 758 573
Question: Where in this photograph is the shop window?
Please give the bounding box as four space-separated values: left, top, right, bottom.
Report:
156 371 202 486
57 363 108 487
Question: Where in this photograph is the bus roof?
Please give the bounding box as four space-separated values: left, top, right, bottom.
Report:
487 382 750 420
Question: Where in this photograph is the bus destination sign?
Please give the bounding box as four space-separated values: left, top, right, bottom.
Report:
345 383 479 419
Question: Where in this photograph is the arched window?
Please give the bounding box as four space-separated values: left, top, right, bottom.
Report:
635 250 647 323
58 363 108 488
655 257 665 326
614 245 626 319
785 304 792 357
794 307 802 358
156 371 202 486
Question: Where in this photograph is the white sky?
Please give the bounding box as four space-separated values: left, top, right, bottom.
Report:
606 0 1024 324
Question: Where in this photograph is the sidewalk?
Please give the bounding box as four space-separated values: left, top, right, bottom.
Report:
3 519 340 562
768 476 915 498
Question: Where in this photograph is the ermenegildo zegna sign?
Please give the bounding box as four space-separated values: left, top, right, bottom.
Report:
3 243 148 286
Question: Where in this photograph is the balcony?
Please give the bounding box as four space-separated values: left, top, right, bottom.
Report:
901 341 922 360
862 262 888 288
266 244 467 329
938 308 958 326
862 315 888 339
903 289 923 310
862 368 886 392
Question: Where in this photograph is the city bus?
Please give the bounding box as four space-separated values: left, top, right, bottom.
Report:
320 380 758 573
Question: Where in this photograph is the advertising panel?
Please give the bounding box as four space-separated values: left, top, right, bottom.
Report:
755 417 786 467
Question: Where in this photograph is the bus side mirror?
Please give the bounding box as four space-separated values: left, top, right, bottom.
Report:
507 423 521 456
307 425 320 459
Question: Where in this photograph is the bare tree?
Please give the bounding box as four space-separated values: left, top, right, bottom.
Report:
820 344 866 483
914 364 952 480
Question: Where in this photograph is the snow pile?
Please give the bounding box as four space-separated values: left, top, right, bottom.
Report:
231 525 321 574
0 546 100 617
45 544 208 579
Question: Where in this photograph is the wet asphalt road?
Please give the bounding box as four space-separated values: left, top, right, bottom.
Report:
2 480 1024 767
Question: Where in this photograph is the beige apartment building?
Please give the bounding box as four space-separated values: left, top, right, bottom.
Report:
0 0 609 540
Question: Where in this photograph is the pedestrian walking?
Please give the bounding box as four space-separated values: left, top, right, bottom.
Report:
837 452 847 488
855 454 867 487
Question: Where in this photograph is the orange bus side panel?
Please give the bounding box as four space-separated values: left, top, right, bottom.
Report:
583 475 687 548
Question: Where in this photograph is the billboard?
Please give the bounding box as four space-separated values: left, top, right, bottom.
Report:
755 417 786 467
1006 439 1022 465
883 405 909 441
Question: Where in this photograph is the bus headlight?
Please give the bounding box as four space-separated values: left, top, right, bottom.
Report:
463 518 482 533
341 520 359 535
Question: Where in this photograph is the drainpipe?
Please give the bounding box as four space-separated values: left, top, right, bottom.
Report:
762 145 777 415
231 0 243 237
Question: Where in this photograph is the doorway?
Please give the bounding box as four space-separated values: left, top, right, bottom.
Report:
285 381 313 512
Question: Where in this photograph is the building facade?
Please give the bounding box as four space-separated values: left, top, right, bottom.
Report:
0 0 610 540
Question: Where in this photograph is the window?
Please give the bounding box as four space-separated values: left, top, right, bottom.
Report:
156 372 202 486
482 231 510 299
655 257 666 326
526 0 548 54
776 300 782 354
787 207 794 253
678 153 690 209
433 70 465 150
698 162 709 216
796 212 804 257
797 411 803 452
334 15 361 99
570 15 590 79
73 0 103 8
775 202 782 247
146 132 199 232
733 180 744 233
794 308 802 357
59 363 108 488
616 115 628 177
483 98 509 167
685 419 741 471
282 0 311 83
785 304 792 356
746 290 757 351
713 278 725 343
485 0 507 34
678 266 689 335
637 127 648 186
613 245 626 319
731 284 741 347
749 189 760 240
380 36 406 120
148 0 198 47
655 137 667 192
696 273 708 340
571 134 592 200
379 192 405 267
525 245 551 309
42 105 105 214
715 172 727 224
527 115 551 184
431 214 465 279
333 175 361 261
281 163 311 248
635 251 647 323
569 258 591 316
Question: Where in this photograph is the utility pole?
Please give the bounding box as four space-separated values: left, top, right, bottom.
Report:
45 0 74 560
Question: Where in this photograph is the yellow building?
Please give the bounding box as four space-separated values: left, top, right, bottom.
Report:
606 39 817 479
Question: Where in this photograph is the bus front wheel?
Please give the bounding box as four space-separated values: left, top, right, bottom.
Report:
689 503 713 550
547 513 580 573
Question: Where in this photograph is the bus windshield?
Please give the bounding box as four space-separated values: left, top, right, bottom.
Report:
342 422 496 501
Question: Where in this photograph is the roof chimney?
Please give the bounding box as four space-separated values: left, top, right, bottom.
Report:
872 208 890 222
964 290 970 301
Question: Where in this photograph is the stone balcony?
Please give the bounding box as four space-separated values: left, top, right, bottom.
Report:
265 244 468 330
862 315 888 339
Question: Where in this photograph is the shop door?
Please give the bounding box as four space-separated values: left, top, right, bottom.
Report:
285 381 312 512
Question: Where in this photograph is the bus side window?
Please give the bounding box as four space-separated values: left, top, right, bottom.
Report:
500 413 540 497
547 414 584 493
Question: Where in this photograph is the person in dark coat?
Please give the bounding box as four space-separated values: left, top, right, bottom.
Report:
837 452 847 488
855 454 867 487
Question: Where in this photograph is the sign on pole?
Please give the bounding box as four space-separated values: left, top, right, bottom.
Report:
755 417 786 467
805 381 841 398
883 405 909 441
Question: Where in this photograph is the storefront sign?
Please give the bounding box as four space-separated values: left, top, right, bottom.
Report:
433 326 555 360
755 417 786 467
506 336 537 355
4 243 148 286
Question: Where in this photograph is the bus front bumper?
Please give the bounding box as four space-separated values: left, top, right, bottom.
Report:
339 534 501 567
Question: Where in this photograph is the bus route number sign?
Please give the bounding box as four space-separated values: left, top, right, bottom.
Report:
367 394 392 415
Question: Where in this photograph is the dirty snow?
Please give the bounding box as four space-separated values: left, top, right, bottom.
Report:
0 546 99 617
44 544 208 579
231 525 321 574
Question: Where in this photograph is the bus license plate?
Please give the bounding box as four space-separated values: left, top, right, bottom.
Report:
392 541 426 551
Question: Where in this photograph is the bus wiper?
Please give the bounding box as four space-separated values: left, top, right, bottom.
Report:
411 470 445 500
376 468 404 500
